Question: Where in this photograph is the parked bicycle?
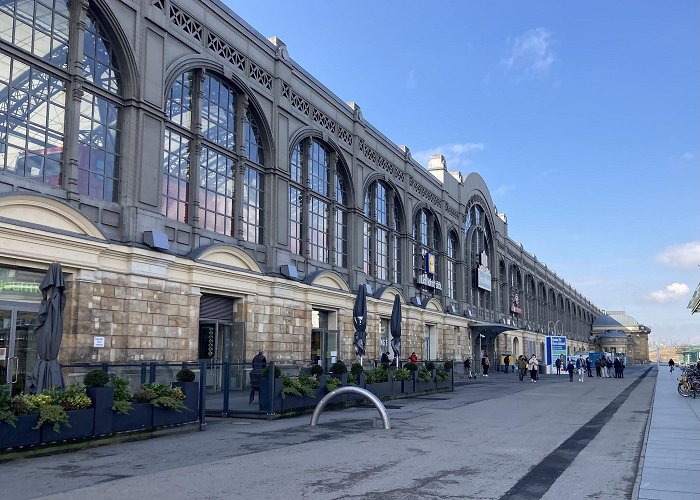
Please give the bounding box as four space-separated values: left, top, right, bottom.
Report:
677 366 699 398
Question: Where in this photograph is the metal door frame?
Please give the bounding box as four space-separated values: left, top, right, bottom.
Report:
0 300 40 385
312 328 340 371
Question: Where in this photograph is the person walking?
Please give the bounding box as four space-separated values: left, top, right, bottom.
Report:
668 358 675 372
503 354 510 374
464 357 472 379
606 357 613 378
577 355 585 382
613 357 621 378
481 353 490 377
528 354 538 382
555 357 561 375
249 349 267 404
567 358 575 382
586 357 593 377
516 355 526 381
601 357 609 378
595 357 602 377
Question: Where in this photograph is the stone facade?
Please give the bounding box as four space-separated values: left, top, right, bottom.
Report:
0 0 618 374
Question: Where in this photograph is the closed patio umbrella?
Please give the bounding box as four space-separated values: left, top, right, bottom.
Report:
26 263 66 393
352 284 367 359
390 294 401 367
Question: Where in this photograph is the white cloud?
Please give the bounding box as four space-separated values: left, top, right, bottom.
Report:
501 28 555 79
655 242 700 268
681 152 694 161
647 282 691 303
412 143 484 170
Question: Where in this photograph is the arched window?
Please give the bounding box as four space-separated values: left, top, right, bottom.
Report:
465 204 492 311
162 70 267 243
363 180 402 282
289 137 348 266
0 3 122 202
413 207 441 292
446 231 458 300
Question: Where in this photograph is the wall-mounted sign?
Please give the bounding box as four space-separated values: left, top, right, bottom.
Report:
0 347 6 360
93 336 105 348
478 268 492 291
417 272 443 291
477 251 492 291
424 253 436 275
511 292 522 314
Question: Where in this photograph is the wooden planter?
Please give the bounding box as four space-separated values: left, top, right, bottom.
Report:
112 403 153 433
41 408 95 444
0 414 41 450
86 386 114 437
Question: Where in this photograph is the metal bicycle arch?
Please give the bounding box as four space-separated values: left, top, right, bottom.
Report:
310 386 391 430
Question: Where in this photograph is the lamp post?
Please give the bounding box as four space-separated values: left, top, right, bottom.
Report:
479 334 486 375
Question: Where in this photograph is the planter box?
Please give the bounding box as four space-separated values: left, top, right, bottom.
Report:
112 403 153 433
390 380 405 395
41 408 95 444
259 378 283 413
365 382 391 398
436 378 451 390
0 414 41 450
281 394 320 411
86 386 114 436
415 381 435 393
171 381 199 423
153 405 194 427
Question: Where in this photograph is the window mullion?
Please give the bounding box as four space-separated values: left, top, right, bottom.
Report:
233 92 248 239
64 0 89 202
188 70 203 227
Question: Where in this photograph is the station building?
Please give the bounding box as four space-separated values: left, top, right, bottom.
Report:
590 311 651 363
0 0 609 389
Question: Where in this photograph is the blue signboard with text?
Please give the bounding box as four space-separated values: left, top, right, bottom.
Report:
546 336 567 373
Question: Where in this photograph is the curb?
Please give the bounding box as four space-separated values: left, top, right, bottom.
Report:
631 366 657 499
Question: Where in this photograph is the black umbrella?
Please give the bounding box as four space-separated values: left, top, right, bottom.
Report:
26 263 66 393
352 284 367 358
390 294 402 366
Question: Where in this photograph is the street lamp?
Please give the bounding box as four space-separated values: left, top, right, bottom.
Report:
554 320 563 335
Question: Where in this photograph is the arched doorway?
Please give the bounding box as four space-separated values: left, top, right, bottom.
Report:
513 337 520 358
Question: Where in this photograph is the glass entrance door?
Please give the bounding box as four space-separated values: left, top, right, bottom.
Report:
0 304 39 394
199 320 245 390
311 329 340 372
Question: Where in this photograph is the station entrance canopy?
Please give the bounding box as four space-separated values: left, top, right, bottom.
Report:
470 322 518 343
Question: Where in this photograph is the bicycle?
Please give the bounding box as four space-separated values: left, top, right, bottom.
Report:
677 367 699 398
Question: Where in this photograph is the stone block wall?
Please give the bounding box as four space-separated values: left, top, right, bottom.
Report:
62 272 199 364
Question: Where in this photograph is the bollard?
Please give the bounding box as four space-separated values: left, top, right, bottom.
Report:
310 386 390 430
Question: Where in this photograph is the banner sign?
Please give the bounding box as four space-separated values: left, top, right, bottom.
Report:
546 336 567 373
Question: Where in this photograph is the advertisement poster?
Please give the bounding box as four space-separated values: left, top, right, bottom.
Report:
546 336 567 373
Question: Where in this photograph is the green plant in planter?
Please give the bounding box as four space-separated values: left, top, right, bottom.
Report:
310 364 324 376
280 373 319 399
325 376 342 392
365 365 389 384
435 366 449 382
443 360 453 370
329 361 347 374
417 367 432 383
262 365 282 379
404 362 418 372
0 384 17 426
350 362 364 376
110 376 133 414
58 385 92 410
83 369 110 388
11 391 72 433
425 361 436 371
391 367 412 381
347 373 357 386
36 403 70 433
176 368 196 382
134 383 186 411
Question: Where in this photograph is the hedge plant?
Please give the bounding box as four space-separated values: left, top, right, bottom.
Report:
83 369 110 388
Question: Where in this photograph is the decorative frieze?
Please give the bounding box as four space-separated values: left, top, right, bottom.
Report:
207 31 246 71
169 3 202 42
409 176 441 208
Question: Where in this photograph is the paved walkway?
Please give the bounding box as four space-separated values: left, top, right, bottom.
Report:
636 365 700 499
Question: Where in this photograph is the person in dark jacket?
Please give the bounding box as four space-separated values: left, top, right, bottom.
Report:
380 352 390 365
567 359 575 382
249 350 267 404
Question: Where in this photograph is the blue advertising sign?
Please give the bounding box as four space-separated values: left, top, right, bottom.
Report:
546 336 567 373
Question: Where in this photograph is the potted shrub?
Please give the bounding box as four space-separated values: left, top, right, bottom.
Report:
416 366 434 393
364 365 391 398
134 383 188 427
280 373 321 410
328 361 348 386
40 385 95 443
435 365 451 389
0 384 42 450
84 369 114 436
110 376 153 433
325 376 342 392
390 367 412 394
310 364 324 377
350 362 365 388
172 368 199 422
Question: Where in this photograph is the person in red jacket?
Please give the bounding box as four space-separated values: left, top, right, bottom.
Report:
409 352 418 363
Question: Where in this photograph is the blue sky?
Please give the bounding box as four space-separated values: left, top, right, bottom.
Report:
225 0 700 344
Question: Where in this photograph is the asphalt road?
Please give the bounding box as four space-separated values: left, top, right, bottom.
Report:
0 365 656 499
